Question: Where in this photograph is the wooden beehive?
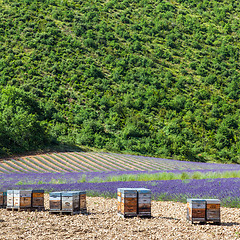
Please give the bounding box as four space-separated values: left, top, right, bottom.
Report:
136 188 151 217
49 192 62 211
120 188 138 217
187 199 206 223
32 190 44 209
7 190 14 208
206 199 221 224
62 191 79 212
79 191 87 211
14 190 32 209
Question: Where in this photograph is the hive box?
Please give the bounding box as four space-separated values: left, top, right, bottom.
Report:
62 191 79 212
187 199 206 223
0 192 7 207
78 191 87 211
136 188 151 217
49 192 62 211
206 199 221 223
32 190 44 209
14 190 32 208
7 190 14 208
119 188 138 217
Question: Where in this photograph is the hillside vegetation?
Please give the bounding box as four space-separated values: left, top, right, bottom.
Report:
0 0 239 163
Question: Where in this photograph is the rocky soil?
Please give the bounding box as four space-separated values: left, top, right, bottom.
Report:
0 194 240 240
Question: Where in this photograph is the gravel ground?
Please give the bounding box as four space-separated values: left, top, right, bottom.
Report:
0 194 240 240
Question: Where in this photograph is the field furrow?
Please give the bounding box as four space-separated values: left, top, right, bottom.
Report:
6 160 31 173
0 164 12 174
86 153 131 171
30 156 62 172
72 152 117 171
34 156 66 172
52 153 89 172
57 153 100 171
108 153 158 171
44 155 77 172
23 157 55 172
10 159 38 173
101 153 149 171
18 158 47 173
131 156 173 170
1 161 22 173
64 153 108 171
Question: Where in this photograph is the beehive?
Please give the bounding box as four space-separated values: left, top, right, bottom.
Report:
7 190 14 208
120 188 138 217
187 199 206 223
206 199 221 223
32 190 44 209
49 192 62 211
14 190 32 209
136 188 151 217
79 191 87 211
0 191 7 207
62 191 79 212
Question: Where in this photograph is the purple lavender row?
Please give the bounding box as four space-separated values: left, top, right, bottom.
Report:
0 168 240 186
2 178 240 208
107 152 240 170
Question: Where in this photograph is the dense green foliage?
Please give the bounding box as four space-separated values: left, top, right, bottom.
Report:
0 0 239 162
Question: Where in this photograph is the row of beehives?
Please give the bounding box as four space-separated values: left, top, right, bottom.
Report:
1 190 44 210
0 190 86 214
117 188 221 224
1 189 221 224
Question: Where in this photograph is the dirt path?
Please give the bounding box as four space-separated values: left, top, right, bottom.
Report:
0 195 239 239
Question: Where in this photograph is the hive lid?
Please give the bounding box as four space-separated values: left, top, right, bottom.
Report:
78 191 86 194
118 188 138 193
49 192 62 197
136 188 151 193
205 199 221 204
7 190 15 193
187 199 206 203
32 189 44 193
62 191 78 197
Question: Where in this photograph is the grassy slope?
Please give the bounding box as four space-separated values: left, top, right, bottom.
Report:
0 0 239 162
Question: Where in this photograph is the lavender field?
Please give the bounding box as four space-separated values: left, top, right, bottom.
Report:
1 152 240 207
1 152 240 173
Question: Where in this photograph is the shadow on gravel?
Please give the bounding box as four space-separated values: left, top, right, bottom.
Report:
82 211 97 216
154 216 180 221
220 222 240 226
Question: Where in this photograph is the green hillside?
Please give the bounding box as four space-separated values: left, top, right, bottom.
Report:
0 0 239 163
